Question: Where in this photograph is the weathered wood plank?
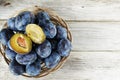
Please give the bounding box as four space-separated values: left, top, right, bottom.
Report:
1 52 120 80
68 22 120 51
1 0 120 21
1 21 120 51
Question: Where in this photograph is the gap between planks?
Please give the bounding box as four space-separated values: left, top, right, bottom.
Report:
1 0 120 21
3 19 120 22
1 21 120 51
1 51 120 80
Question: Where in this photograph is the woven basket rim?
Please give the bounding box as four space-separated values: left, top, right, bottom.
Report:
0 6 72 78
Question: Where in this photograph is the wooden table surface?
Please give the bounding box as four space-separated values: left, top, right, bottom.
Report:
1 0 120 80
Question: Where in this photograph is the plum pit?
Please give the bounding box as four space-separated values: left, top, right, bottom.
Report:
17 37 26 48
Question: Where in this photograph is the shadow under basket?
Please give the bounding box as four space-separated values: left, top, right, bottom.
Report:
0 6 72 78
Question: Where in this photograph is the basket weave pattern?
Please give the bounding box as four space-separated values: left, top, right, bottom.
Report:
0 6 72 78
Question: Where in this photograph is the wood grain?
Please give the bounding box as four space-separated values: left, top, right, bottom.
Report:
1 52 120 80
1 0 120 21
1 1 120 80
68 22 120 51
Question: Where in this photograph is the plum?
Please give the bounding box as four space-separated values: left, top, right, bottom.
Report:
36 12 56 38
57 39 72 56
0 29 14 45
35 40 51 58
26 24 46 44
36 12 50 27
56 25 67 39
43 20 57 38
15 11 35 31
5 47 17 60
10 33 32 54
16 50 37 65
37 12 50 20
45 51 61 68
7 17 17 31
9 59 25 75
26 59 41 76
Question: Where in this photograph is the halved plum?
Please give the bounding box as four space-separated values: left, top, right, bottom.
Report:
26 24 46 44
10 33 32 54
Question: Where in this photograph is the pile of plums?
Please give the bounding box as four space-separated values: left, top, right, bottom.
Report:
0 11 72 76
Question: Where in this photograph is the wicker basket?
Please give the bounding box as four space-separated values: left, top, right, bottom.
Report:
0 6 72 78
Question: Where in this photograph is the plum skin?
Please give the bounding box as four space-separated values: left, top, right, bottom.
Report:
45 52 61 68
56 25 67 39
5 47 17 60
35 40 52 58
15 11 35 31
36 12 57 38
9 59 25 75
26 59 41 76
7 11 35 31
0 29 14 46
57 39 72 57
16 50 37 65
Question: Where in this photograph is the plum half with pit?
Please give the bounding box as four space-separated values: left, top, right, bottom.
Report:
10 33 32 54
